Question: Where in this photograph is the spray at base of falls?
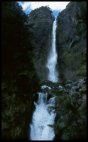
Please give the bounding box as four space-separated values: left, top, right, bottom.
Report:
30 91 56 140
29 18 58 140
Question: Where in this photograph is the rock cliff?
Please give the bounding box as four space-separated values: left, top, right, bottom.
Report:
56 2 86 81
25 6 54 80
55 2 87 140
2 3 54 140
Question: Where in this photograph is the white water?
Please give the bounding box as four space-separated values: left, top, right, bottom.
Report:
46 19 58 82
30 92 56 140
30 19 58 140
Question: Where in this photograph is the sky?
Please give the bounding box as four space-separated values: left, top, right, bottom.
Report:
18 1 70 12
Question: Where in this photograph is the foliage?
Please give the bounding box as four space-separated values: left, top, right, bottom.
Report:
1 2 39 140
40 78 87 140
53 79 87 140
2 81 34 139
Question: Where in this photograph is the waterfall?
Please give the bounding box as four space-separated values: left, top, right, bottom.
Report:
29 18 58 140
46 18 58 82
30 92 56 140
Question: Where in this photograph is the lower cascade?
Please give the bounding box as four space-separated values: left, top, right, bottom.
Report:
30 91 56 140
29 18 58 140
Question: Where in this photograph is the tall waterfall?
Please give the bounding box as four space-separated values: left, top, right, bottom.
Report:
29 19 58 140
46 18 58 82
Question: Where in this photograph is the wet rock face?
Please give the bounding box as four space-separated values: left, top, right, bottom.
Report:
56 2 87 81
26 7 54 81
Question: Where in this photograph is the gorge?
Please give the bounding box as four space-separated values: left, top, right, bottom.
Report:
2 2 86 140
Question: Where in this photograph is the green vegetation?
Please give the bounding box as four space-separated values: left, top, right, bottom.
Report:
40 78 87 140
43 79 87 140
2 2 39 140
54 79 87 140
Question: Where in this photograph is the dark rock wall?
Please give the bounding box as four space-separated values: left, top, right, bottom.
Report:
56 2 87 81
1 2 40 140
55 2 87 140
2 3 54 140
26 6 54 80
